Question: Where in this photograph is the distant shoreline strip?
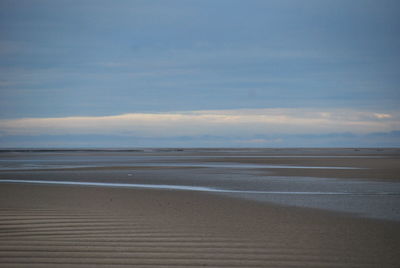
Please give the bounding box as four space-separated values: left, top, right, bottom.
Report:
0 179 398 196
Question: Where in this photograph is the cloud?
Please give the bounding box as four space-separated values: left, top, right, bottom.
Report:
374 113 392 119
0 108 399 138
235 138 284 144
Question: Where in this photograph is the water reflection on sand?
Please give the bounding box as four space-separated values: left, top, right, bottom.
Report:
0 149 399 221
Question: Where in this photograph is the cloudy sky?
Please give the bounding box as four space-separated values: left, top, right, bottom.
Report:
0 0 399 147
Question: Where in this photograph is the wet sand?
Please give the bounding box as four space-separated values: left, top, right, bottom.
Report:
2 148 399 181
0 148 399 267
1 183 399 267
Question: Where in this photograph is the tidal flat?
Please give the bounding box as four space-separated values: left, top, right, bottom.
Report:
0 148 399 267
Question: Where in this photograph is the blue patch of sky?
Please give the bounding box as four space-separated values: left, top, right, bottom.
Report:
0 0 399 119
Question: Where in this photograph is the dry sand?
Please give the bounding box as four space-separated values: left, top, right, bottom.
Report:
0 183 399 268
0 148 399 267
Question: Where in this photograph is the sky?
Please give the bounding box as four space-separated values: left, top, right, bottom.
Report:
0 0 399 147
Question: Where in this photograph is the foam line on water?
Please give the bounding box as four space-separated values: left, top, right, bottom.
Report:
0 179 398 196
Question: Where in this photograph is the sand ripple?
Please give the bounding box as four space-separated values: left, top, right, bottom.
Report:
0 208 391 268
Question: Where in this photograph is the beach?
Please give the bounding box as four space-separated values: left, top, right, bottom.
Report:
0 148 399 267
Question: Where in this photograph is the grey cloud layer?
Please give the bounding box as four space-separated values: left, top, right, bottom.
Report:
0 0 399 119
0 1 399 147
